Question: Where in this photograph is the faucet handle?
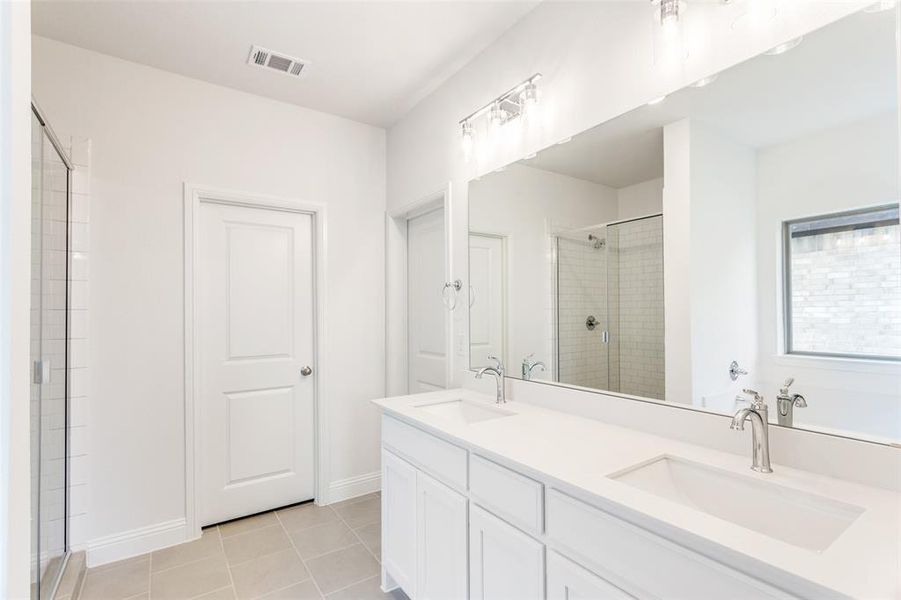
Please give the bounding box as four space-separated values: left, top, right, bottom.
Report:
487 355 505 373
741 388 765 408
780 377 795 394
522 353 534 364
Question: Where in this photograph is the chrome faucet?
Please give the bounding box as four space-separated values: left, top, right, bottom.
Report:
521 354 546 381
730 389 773 473
476 355 506 404
775 377 807 427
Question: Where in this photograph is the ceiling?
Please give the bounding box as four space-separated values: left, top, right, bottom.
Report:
523 7 897 188
31 0 541 127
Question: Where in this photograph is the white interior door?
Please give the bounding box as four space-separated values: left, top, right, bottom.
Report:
468 233 505 369
198 200 315 525
407 208 447 393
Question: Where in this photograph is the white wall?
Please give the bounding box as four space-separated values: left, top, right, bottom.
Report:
756 112 900 440
1 2 33 596
31 37 387 558
616 177 663 220
468 164 616 375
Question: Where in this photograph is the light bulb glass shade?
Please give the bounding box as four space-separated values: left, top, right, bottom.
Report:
488 102 506 129
461 121 473 158
520 81 539 107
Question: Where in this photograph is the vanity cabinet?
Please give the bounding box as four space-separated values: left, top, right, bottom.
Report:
381 414 801 600
469 505 544 600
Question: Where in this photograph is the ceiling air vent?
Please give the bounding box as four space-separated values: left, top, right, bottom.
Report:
247 45 308 78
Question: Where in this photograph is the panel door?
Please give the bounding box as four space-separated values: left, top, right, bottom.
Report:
417 471 468 600
408 207 448 393
468 233 505 369
382 450 418 596
470 505 544 600
547 551 633 600
198 201 315 525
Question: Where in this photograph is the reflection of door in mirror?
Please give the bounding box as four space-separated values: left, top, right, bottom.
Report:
469 233 506 369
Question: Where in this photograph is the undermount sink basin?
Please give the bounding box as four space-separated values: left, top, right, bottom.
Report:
415 398 514 426
609 456 864 552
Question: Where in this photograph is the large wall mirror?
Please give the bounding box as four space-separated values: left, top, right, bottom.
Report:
468 7 900 445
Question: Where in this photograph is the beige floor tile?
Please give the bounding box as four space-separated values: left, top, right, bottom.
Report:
123 594 149 600
194 586 238 599
230 548 309 600
56 550 86 598
332 498 380 529
258 578 321 599
353 523 381 561
330 493 379 510
223 524 292 566
277 504 340 533
306 544 379 595
289 521 359 560
80 557 149 600
152 527 224 572
220 512 280 538
326 576 406 600
150 554 231 599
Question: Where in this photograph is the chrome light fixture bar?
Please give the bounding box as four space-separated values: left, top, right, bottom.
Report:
459 73 542 133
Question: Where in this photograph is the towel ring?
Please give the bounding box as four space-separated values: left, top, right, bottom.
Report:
442 279 463 310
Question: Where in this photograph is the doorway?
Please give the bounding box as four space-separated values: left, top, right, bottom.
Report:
185 186 325 528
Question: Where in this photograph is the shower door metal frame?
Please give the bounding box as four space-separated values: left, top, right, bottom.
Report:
31 99 73 600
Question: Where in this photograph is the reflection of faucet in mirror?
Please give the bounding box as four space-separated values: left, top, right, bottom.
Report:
730 389 773 473
729 360 748 381
522 354 546 381
776 378 807 427
476 355 506 404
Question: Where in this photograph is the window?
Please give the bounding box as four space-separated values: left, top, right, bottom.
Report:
783 205 901 361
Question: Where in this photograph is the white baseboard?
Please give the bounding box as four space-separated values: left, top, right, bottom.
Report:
328 471 381 504
82 518 188 568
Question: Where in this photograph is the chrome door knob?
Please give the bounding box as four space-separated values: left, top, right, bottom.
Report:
300 366 313 377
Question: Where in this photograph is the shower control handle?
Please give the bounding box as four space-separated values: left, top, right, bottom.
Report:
300 366 313 377
585 315 598 331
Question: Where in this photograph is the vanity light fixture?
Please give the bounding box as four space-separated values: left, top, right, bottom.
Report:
458 73 542 148
765 36 803 56
647 95 668 105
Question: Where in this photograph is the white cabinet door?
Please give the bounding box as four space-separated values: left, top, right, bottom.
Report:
547 551 633 600
417 472 468 600
470 505 544 600
382 450 418 596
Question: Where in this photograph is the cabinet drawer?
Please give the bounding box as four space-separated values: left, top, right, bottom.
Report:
470 454 543 535
382 415 467 491
546 489 788 599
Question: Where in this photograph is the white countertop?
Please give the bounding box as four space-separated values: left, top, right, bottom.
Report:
372 388 901 599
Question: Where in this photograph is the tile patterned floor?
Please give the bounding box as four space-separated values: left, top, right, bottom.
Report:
77 493 407 600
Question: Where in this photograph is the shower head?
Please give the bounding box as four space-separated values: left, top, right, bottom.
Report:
588 234 606 249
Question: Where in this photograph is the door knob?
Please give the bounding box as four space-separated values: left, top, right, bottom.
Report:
300 366 313 377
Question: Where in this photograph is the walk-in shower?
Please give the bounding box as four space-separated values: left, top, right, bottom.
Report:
30 103 72 600
556 214 664 399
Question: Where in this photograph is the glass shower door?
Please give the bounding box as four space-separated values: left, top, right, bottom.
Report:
30 109 70 599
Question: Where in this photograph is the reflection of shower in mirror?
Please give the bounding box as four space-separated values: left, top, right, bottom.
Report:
588 233 606 249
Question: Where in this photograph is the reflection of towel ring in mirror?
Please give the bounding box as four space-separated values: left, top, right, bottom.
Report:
469 285 476 308
442 279 463 310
